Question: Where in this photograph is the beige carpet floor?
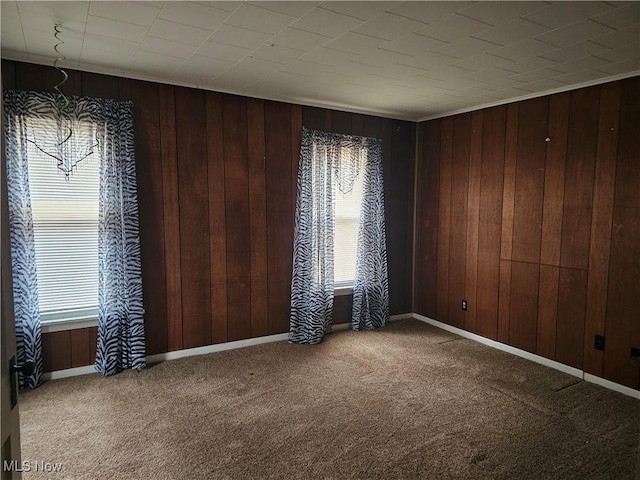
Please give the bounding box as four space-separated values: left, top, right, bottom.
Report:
19 319 640 479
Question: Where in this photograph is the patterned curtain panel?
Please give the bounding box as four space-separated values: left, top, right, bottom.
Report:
4 92 43 388
95 98 146 376
3 91 145 379
289 128 389 344
352 138 389 331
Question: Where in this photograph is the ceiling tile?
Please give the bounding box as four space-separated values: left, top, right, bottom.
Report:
291 7 363 38
474 18 551 46
209 25 273 49
535 20 615 48
177 54 234 78
478 77 526 91
461 67 518 83
24 29 82 58
148 19 212 46
416 13 492 43
300 47 353 67
453 53 516 71
324 32 391 55
554 69 609 85
80 49 134 69
353 12 427 41
509 68 564 83
396 51 466 72
1 1 19 18
388 2 474 24
458 1 547 26
280 59 339 76
18 1 89 22
593 57 640 75
498 56 560 74
594 42 639 63
158 2 231 30
436 37 502 59
523 2 613 29
196 41 252 62
89 1 160 27
225 4 296 35
514 78 568 93
269 27 331 51
82 32 140 55
212 57 283 89
591 24 640 49
320 2 399 21
85 16 148 43
131 51 185 73
133 2 166 9
250 1 318 18
140 37 198 59
1 23 26 53
591 3 640 29
551 55 612 74
18 11 85 38
192 2 241 13
490 38 557 61
251 44 304 64
539 41 611 63
379 33 447 57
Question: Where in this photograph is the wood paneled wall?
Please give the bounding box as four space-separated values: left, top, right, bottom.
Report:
2 60 414 373
415 77 640 390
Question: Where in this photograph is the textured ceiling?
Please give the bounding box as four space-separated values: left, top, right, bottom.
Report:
1 1 639 120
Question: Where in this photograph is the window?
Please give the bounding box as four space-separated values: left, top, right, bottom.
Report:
26 118 100 324
334 169 364 287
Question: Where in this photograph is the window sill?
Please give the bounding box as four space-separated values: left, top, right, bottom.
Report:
41 316 98 333
334 286 353 296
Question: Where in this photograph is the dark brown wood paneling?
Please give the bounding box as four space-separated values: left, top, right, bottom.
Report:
388 120 415 315
540 92 569 266
223 95 251 342
476 106 506 340
448 114 471 328
509 261 539 353
352 114 364 136
205 92 228 345
248 98 268 339
81 72 119 99
436 117 453 324
88 326 97 364
424 120 441 319
465 111 482 332
70 328 91 368
604 77 640 389
175 87 211 348
291 105 302 225
120 79 168 356
265 101 293 335
560 87 600 270
2 60 16 89
302 106 330 131
42 331 71 372
332 110 352 135
555 267 587 369
500 103 519 263
362 115 381 139
160 84 183 352
512 97 548 264
583 82 621 377
333 295 353 325
537 264 559 360
15 62 81 95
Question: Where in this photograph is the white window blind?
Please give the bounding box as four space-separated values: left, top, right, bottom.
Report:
334 167 364 287
26 118 100 322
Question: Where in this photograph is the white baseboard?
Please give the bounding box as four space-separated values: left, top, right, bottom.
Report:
43 365 98 381
584 373 640 400
412 313 639 400
147 333 290 363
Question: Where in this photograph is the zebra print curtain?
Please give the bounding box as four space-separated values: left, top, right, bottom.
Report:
289 128 389 344
3 91 145 380
95 97 146 376
4 92 44 388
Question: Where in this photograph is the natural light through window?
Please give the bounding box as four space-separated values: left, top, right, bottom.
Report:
334 156 364 287
26 118 100 322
